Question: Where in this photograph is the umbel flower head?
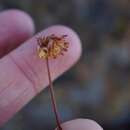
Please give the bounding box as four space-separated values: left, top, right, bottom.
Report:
37 34 69 59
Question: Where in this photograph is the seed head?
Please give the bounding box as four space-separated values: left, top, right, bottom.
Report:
37 34 69 59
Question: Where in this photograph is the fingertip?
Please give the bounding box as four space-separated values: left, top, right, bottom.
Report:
43 25 82 63
0 9 35 57
56 119 103 130
6 9 35 36
1 9 35 38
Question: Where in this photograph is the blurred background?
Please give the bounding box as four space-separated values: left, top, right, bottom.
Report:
0 0 130 130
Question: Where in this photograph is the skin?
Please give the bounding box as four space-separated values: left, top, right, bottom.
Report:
0 10 103 130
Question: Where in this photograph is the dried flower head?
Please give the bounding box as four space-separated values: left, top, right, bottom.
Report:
37 34 69 59
36 34 69 130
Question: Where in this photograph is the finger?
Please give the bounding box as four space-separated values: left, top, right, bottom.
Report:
0 9 35 57
0 25 82 126
55 119 103 130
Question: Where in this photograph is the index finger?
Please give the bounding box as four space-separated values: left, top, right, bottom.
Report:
0 25 82 126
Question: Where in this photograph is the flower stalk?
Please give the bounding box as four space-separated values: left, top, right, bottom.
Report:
46 57 63 130
37 34 69 130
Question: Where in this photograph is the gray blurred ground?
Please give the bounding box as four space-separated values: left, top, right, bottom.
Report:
0 0 130 130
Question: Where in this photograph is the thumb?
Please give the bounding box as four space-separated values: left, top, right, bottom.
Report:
55 119 103 130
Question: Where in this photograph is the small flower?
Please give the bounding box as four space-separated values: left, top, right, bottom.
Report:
36 34 69 130
37 34 69 59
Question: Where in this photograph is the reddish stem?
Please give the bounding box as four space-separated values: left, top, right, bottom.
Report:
46 58 63 130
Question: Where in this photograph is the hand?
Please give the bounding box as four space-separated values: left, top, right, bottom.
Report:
0 10 103 130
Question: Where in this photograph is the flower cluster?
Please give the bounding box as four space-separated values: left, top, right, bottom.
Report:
37 34 69 59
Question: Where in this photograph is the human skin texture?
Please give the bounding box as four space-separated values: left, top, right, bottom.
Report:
0 9 103 130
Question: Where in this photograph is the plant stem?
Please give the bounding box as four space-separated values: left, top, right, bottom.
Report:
46 58 63 130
